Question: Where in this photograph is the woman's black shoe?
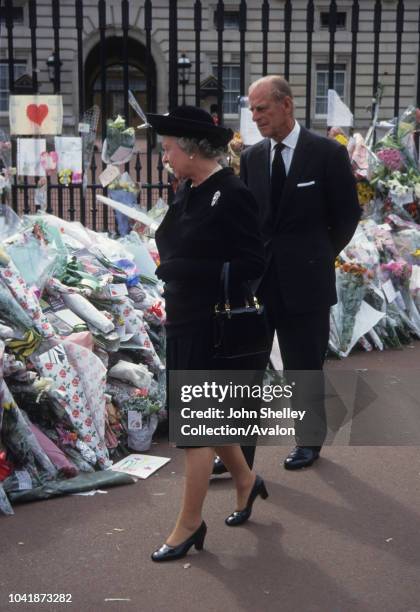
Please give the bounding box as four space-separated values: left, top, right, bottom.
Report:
151 521 207 562
212 456 228 476
225 475 268 527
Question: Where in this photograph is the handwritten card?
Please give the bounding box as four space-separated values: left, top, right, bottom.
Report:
9 95 63 136
99 164 120 187
54 137 82 173
17 138 46 176
109 454 171 479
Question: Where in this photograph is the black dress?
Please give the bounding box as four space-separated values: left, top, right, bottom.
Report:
155 167 266 446
156 165 265 347
156 168 264 332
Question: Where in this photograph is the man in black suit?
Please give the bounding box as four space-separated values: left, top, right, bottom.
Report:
213 75 360 474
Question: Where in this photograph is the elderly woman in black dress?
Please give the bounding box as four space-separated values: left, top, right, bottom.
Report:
148 106 268 562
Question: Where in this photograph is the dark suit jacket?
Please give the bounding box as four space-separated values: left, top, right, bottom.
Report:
240 126 361 313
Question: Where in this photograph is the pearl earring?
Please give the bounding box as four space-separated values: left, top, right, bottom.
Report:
189 155 194 160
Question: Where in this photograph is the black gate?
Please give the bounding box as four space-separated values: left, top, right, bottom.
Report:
2 0 419 231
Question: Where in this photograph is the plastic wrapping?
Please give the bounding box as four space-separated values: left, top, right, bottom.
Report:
0 483 14 515
6 470 136 504
0 206 22 241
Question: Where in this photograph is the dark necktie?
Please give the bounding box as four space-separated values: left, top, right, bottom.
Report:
270 143 286 216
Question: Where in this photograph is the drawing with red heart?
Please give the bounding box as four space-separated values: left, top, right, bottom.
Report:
26 104 49 126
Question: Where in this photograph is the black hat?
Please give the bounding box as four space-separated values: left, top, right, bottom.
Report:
146 106 233 147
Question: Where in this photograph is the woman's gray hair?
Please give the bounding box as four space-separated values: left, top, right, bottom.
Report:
176 137 227 160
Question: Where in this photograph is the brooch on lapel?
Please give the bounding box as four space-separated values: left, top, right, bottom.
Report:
211 190 221 207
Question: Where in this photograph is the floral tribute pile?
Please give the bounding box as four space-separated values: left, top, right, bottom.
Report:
0 209 166 514
329 106 420 357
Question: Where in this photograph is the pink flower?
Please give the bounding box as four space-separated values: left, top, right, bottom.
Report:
85 417 92 427
84 434 92 443
72 409 80 418
377 148 404 171
45 362 53 371
72 377 80 387
59 369 66 378
72 393 80 403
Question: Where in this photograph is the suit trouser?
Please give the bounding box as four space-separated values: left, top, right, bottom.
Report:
246 263 331 458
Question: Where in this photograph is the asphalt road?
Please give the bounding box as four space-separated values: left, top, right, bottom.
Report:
1 344 420 612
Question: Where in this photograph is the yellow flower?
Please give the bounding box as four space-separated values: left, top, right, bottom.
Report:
413 249 420 258
2 401 16 411
334 134 349 146
356 182 375 206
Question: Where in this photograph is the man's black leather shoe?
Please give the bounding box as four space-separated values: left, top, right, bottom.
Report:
284 446 319 470
212 456 228 476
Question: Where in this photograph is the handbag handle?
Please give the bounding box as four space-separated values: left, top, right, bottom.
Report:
216 262 261 317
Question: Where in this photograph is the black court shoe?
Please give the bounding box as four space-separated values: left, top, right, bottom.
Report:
225 475 269 527
151 521 207 562
212 456 228 476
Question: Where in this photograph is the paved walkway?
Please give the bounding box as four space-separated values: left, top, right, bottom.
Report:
2 345 420 612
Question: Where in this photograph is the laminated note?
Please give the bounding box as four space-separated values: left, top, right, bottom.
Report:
54 137 83 173
9 95 63 136
17 138 46 176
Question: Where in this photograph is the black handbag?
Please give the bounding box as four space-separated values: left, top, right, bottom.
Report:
213 262 270 359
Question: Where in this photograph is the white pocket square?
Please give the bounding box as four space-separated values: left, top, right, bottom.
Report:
297 180 316 187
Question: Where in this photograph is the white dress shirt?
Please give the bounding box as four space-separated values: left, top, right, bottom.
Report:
270 120 301 176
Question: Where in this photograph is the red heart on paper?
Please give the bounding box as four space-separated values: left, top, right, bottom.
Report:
26 104 49 126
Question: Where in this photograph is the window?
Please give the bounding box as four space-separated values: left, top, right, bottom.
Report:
213 10 240 30
320 11 347 29
0 7 24 24
212 64 240 115
0 62 26 111
315 63 346 116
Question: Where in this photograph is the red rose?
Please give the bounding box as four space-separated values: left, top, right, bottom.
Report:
72 409 80 418
59 369 66 378
85 417 92 427
45 362 53 371
72 393 80 403
72 378 79 387
84 434 92 443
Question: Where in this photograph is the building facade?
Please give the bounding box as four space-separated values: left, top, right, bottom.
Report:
1 0 420 136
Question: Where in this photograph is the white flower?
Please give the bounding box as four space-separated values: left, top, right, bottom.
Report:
414 183 420 199
387 177 409 196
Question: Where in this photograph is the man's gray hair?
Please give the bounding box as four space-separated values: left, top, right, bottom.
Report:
250 75 294 101
176 137 227 160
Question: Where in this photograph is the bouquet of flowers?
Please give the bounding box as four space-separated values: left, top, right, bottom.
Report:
108 172 140 237
102 115 135 165
368 107 420 223
380 260 420 338
330 263 369 357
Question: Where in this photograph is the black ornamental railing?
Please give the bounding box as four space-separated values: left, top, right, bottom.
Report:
1 0 419 231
